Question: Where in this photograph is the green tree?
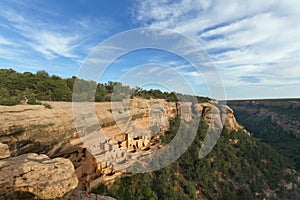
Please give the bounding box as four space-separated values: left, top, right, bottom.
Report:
0 87 20 105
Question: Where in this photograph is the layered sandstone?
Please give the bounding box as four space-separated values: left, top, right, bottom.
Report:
0 98 244 192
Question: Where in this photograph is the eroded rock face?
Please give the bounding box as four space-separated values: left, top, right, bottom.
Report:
201 103 223 130
192 102 242 131
222 105 243 131
0 142 10 159
0 99 244 194
0 153 78 199
68 147 100 190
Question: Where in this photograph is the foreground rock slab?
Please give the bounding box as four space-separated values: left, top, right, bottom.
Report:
0 142 10 159
0 153 78 199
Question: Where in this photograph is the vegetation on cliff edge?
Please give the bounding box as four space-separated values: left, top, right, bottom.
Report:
229 101 300 172
92 117 300 199
0 69 210 106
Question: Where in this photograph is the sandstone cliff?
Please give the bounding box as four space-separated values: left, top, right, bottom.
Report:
0 99 244 193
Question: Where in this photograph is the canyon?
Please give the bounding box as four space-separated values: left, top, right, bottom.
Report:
228 99 300 171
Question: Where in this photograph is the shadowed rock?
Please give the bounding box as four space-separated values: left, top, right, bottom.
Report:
0 142 10 159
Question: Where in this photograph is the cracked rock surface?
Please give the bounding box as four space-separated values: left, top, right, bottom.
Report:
0 153 78 199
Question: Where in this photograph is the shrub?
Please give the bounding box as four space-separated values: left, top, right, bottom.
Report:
27 98 41 105
43 103 52 109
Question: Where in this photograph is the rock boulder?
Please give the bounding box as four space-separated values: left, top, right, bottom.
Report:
0 153 78 199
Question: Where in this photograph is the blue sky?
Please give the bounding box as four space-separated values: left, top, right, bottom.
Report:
0 0 299 99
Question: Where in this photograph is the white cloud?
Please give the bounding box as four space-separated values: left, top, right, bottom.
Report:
133 0 300 98
27 31 79 59
0 35 16 46
0 6 85 60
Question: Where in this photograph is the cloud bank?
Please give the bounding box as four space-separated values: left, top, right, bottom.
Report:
133 0 300 99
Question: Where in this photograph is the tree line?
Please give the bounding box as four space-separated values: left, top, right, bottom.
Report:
0 69 210 105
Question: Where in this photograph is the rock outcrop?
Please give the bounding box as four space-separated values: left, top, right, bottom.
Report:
0 153 78 199
193 102 242 131
222 105 243 131
0 142 10 159
0 99 244 193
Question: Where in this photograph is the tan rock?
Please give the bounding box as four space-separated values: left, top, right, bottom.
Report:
69 148 99 190
179 102 193 122
1 99 246 194
201 103 223 130
0 142 10 159
222 105 243 131
193 103 204 115
0 153 78 199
